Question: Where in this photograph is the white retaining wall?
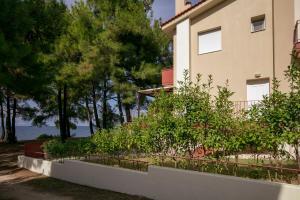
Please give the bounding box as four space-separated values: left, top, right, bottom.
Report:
18 156 300 200
18 155 52 176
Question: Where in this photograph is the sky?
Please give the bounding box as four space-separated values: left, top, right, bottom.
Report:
152 0 175 22
64 0 176 22
64 0 202 22
152 0 200 22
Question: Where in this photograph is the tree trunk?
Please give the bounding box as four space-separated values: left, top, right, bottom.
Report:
11 98 17 142
85 96 94 135
297 145 300 170
124 104 132 123
57 87 65 143
63 84 68 138
117 93 124 125
0 98 5 141
5 92 13 143
295 143 300 183
102 79 108 129
235 154 239 163
92 83 100 129
66 116 71 138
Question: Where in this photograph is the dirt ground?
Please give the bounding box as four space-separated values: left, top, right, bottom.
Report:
0 142 150 200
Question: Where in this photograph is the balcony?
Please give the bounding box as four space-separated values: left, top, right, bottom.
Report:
162 67 174 86
233 100 261 114
294 20 300 57
137 67 174 99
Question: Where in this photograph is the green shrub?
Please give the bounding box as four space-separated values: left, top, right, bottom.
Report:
92 127 135 155
92 130 114 154
43 138 96 159
43 67 300 172
43 139 65 159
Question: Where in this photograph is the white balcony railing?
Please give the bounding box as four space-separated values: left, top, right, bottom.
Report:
233 100 261 113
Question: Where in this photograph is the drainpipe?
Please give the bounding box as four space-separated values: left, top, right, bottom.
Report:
272 0 276 80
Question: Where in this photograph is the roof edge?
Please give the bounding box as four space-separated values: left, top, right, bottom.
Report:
161 0 208 27
161 0 225 34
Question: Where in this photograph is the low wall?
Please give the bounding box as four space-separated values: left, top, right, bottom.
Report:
18 155 52 176
18 156 300 200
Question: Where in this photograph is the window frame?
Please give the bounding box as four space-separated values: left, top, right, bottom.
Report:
251 15 266 33
197 27 222 55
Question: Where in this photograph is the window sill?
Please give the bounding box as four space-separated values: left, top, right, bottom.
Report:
198 50 222 55
251 28 266 33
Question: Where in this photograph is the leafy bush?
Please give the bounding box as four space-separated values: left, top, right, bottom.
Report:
92 126 137 155
42 139 65 159
43 61 300 172
43 138 96 159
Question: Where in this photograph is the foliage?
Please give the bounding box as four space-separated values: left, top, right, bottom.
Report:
43 64 300 172
36 134 57 140
0 0 170 143
0 0 67 143
43 139 65 159
283 52 300 169
43 138 95 159
3 0 299 179
246 79 288 159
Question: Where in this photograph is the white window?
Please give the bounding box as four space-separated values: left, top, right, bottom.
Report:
246 79 270 108
198 28 222 54
251 15 266 32
247 81 269 101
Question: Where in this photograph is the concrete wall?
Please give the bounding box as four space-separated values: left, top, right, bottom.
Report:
295 0 300 23
175 0 191 15
18 156 300 200
166 0 297 100
18 155 52 176
190 0 274 100
274 0 294 92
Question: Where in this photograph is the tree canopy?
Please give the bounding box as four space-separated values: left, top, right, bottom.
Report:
0 0 171 143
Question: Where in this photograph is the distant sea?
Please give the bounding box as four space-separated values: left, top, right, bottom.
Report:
15 126 91 141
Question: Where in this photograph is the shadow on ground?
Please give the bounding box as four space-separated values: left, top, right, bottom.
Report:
22 176 149 200
0 143 24 176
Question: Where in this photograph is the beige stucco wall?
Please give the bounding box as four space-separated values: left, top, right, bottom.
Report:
295 0 300 22
19 156 300 200
175 0 191 15
274 0 294 92
170 0 296 100
190 0 274 101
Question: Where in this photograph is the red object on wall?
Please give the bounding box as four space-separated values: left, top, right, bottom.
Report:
162 67 174 86
24 141 45 159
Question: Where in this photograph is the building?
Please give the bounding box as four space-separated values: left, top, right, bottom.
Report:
158 0 300 103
